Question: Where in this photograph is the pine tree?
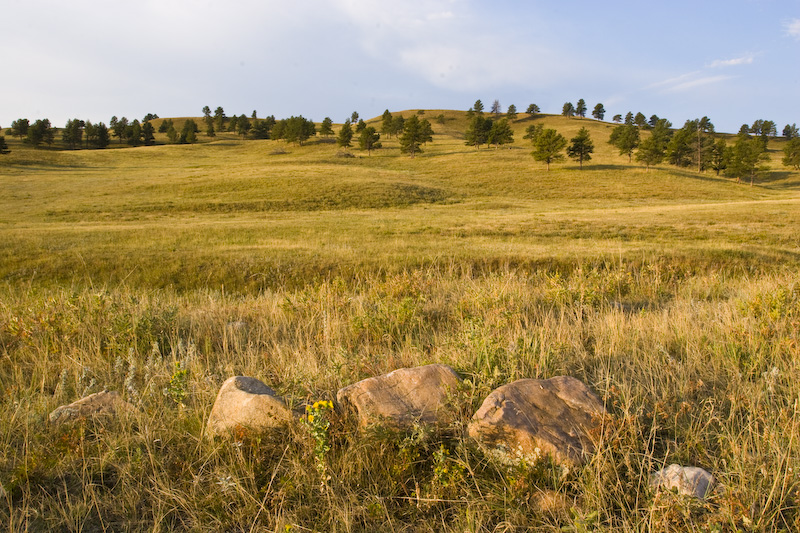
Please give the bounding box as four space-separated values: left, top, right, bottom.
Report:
320 117 334 137
358 126 381 155
531 128 566 170
592 104 605 121
488 119 514 148
575 99 587 118
337 120 353 150
567 127 593 169
399 115 432 157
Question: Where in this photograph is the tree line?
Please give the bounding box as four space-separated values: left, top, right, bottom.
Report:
2 103 799 179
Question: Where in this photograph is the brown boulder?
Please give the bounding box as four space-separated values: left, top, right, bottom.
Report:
49 390 137 425
468 376 605 467
206 376 293 437
337 364 462 428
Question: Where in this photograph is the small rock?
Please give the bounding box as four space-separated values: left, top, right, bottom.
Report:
337 364 462 428
650 464 715 499
49 390 137 425
206 376 293 437
468 376 606 467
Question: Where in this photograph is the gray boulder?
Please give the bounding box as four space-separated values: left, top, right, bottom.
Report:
468 376 606 467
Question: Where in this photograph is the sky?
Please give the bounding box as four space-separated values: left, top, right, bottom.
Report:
2 0 799 134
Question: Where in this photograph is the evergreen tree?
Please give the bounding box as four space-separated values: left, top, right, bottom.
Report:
355 119 367 133
562 102 575 117
27 119 54 147
112 117 128 143
238 114 251 138
488 119 514 148
399 115 432 157
609 123 640 162
228 116 239 133
725 131 768 184
127 119 142 146
635 119 671 170
709 138 728 175
612 114 623 123
634 112 648 128
158 119 173 133
214 107 225 132
592 103 605 121
465 115 492 148
251 116 275 139
624 112 634 125
381 110 393 137
319 117 334 137
358 126 381 155
336 120 353 150
167 125 179 143
566 127 593 168
473 99 484 114
531 128 566 170
523 123 543 143
62 119 84 149
506 104 517 121
782 137 800 169
783 123 798 139
575 99 587 118
350 111 359 123
666 118 715 171
93 122 110 149
282 116 316 145
391 116 405 138
10 118 29 139
142 121 155 146
526 103 540 115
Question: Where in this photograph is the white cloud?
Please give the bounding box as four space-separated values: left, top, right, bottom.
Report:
785 18 800 39
648 71 733 93
709 54 754 68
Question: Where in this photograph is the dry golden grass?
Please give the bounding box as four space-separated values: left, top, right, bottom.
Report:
1 111 799 530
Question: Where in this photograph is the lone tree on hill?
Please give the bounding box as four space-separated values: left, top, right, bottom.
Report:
783 123 798 139
567 127 593 169
506 104 518 121
562 102 575 117
359 126 382 155
592 103 605 121
526 103 540 115
399 115 433 158
337 120 353 150
531 128 567 170
473 99 484 114
575 99 587 118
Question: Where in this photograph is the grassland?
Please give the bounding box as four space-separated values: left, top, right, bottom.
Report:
1 113 799 531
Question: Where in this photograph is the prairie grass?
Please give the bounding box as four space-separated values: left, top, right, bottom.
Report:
1 113 799 530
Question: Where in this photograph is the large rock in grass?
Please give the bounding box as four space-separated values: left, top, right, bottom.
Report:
337 364 462 428
206 376 294 437
49 390 137 425
468 376 605 467
650 464 715 500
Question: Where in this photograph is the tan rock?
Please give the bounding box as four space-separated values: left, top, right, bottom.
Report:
206 376 293 437
650 464 715 499
49 390 137 425
337 364 462 428
468 376 605 467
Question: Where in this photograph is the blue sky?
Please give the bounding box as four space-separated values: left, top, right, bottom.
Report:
2 0 799 134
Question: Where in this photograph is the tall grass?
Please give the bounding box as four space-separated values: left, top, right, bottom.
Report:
1 113 799 530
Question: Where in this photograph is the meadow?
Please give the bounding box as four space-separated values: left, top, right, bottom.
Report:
1 112 799 531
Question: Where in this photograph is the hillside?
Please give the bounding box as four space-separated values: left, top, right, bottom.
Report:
1 111 798 291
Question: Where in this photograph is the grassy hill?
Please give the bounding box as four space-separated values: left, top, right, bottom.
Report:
1 111 800 530
1 112 798 291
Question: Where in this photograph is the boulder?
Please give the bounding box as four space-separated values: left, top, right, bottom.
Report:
49 390 137 425
206 376 293 437
650 464 715 499
337 364 462 428
468 376 605 467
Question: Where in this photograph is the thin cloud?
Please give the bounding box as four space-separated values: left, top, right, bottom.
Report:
709 54 754 68
648 71 733 93
786 18 800 39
